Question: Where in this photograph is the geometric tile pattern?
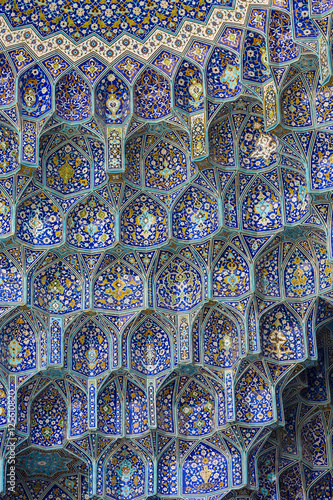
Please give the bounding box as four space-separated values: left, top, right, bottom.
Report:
0 2 333 499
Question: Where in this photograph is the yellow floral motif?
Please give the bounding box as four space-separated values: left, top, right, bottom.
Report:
58 154 76 185
267 312 293 359
47 278 65 295
290 253 308 296
136 205 156 238
199 465 213 489
188 78 203 103
49 150 87 190
219 333 233 352
214 246 249 296
99 266 137 302
105 277 134 301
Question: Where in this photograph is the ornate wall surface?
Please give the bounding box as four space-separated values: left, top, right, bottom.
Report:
0 0 332 499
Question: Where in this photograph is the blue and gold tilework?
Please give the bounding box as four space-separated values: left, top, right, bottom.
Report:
1 1 333 498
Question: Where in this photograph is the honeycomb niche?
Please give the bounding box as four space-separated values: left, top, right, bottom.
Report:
0 3 332 500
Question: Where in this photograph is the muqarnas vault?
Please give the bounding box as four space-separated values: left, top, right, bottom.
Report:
0 0 333 499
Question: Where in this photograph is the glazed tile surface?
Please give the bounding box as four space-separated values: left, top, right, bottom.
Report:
1 1 333 499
